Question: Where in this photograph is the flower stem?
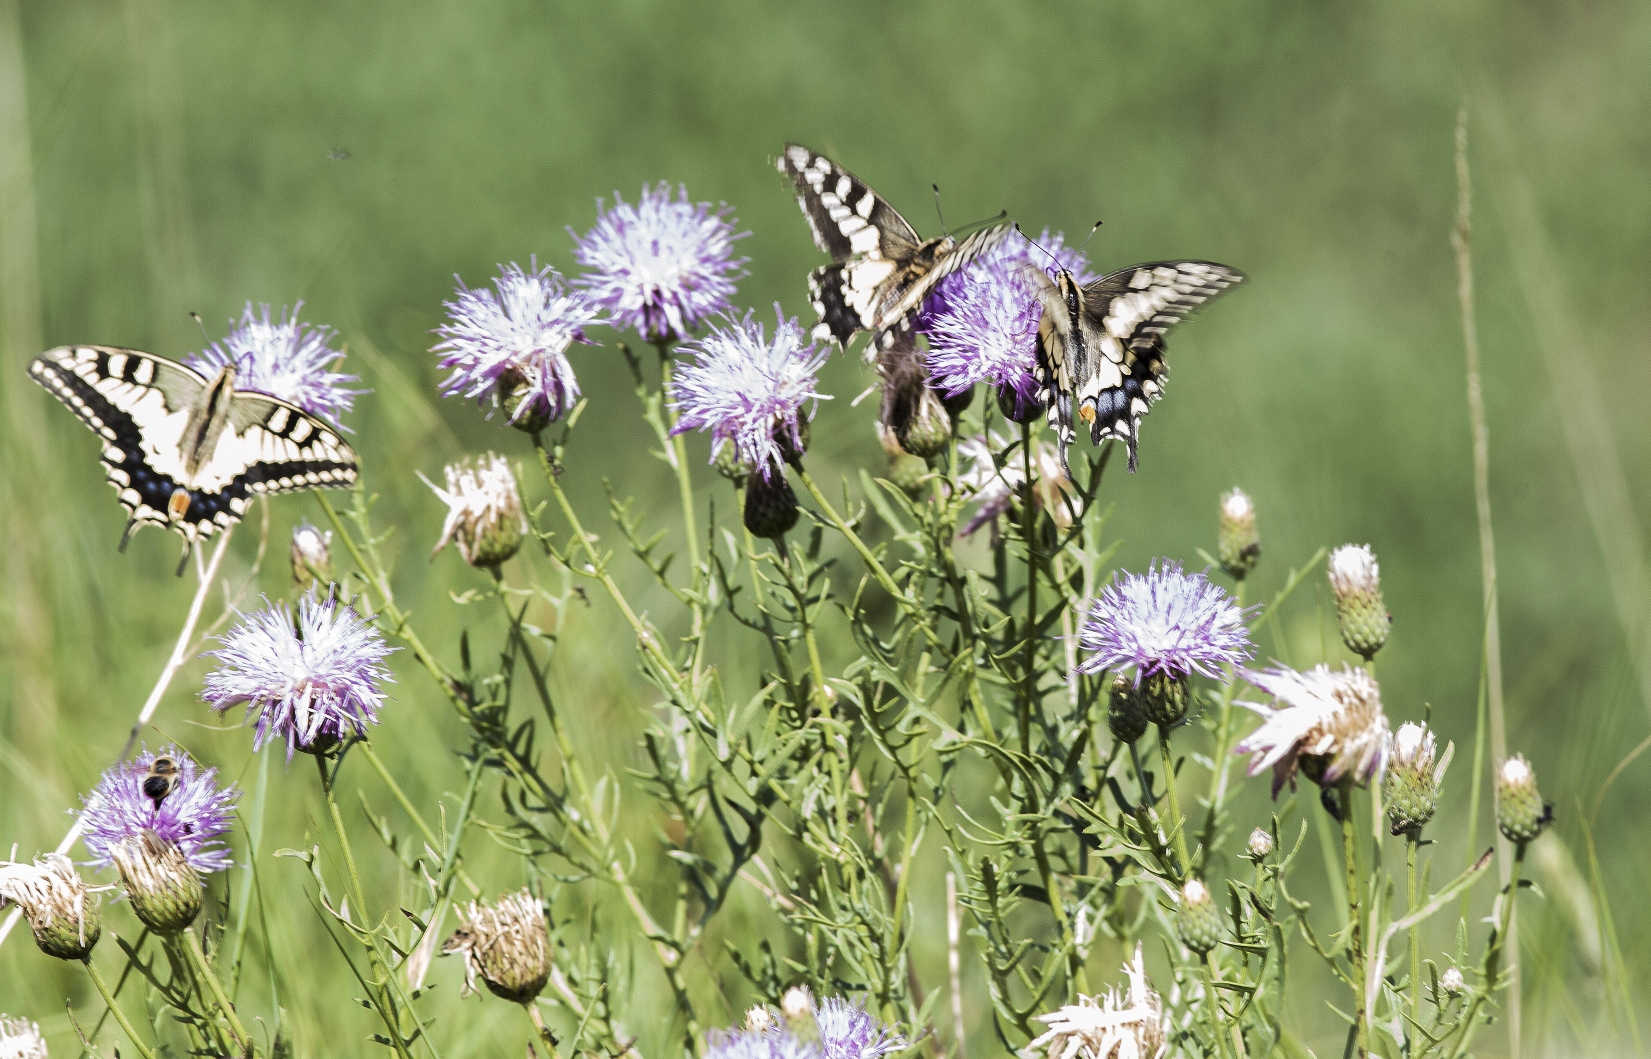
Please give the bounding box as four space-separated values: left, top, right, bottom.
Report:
1020 419 1037 759
1340 784 1367 1058
526 1002 562 1058
655 346 703 579
1449 840 1528 1058
1408 832 1422 1024
1158 725 1192 878
184 926 252 1051
316 753 371 925
83 957 161 1059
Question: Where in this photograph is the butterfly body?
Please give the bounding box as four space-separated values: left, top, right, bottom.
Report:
778 143 1009 354
29 345 357 556
1023 259 1244 474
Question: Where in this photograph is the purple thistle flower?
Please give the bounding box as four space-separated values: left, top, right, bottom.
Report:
76 746 238 875
203 588 395 758
816 997 906 1059
669 306 830 480
706 995 903 1059
185 302 363 429
918 229 1096 411
1077 560 1254 681
433 260 601 427
571 182 749 343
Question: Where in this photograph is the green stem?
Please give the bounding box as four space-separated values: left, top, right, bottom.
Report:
1159 725 1192 878
655 349 703 579
1204 952 1236 1059
526 1002 563 1058
184 927 252 1051
1408 832 1422 1025
1449 841 1528 1059
1341 785 1367 1058
360 742 481 897
317 753 371 919
1019 420 1036 759
83 958 161 1059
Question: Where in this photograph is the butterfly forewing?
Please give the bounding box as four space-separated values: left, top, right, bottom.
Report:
30 344 357 549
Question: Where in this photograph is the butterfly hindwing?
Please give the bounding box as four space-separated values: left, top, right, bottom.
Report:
1027 261 1244 474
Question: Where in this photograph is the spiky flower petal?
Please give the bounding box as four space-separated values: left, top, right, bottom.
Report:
433 261 601 431
1025 944 1167 1059
0 854 104 961
1234 663 1391 796
204 589 395 757
572 183 748 343
420 453 527 568
669 307 830 481
0 1015 48 1059
1077 561 1254 683
186 302 361 428
76 746 237 875
442 888 551 1003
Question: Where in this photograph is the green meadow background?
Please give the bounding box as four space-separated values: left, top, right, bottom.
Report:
2 1 1648 1056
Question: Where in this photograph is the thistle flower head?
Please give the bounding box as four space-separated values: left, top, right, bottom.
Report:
669 306 830 481
1234 663 1391 796
1495 754 1553 843
572 182 748 343
1246 828 1274 859
956 434 1078 541
442 888 551 1003
815 997 905 1059
707 993 903 1059
1440 967 1465 996
109 830 201 935
1328 543 1391 659
186 301 361 429
1386 721 1449 835
1025 944 1167 1059
76 746 237 875
1077 561 1254 683
290 520 332 589
919 228 1094 412
433 261 601 431
0 1015 48 1059
204 589 395 758
1217 488 1261 580
0 854 104 961
419 453 527 568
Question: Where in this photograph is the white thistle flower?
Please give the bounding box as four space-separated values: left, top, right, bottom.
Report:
1024 944 1166 1059
1234 663 1391 796
420 453 528 568
0 1015 48 1059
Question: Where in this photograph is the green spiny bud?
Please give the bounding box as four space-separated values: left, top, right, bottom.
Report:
1385 721 1449 835
0 853 103 960
1140 672 1190 728
1217 488 1261 581
495 369 555 436
1108 676 1149 744
111 831 201 936
780 986 819 1046
1176 878 1222 955
1328 544 1391 660
713 441 754 484
896 386 953 458
744 472 800 539
423 454 528 569
1495 754 1552 844
290 520 332 590
1246 828 1274 860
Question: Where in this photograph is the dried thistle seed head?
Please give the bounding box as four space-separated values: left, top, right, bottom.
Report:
110 831 201 936
1107 675 1150 745
1385 721 1447 835
743 470 800 539
1217 488 1261 581
1236 663 1392 797
1026 943 1166 1059
1176 878 1222 955
0 1015 48 1059
0 854 104 961
1440 966 1465 996
1247 827 1274 860
1495 754 1553 844
421 453 527 569
1328 544 1391 660
290 520 332 589
442 888 551 1003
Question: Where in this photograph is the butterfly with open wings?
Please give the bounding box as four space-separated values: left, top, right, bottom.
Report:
777 143 1010 356
1022 256 1245 475
30 345 358 569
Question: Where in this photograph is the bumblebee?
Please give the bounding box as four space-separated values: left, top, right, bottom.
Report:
142 756 181 811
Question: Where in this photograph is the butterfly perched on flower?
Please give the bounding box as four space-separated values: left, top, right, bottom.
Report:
777 143 1009 356
30 345 357 566
1022 256 1244 473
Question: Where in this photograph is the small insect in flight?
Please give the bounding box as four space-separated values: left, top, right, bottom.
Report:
142 756 181 811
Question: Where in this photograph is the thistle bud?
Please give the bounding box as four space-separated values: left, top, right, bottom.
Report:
290 520 332 589
744 471 800 539
1495 755 1552 844
938 383 975 419
422 454 528 569
0 854 104 960
1217 489 1261 581
997 383 1045 425
0 1016 48 1059
775 416 811 465
1440 966 1465 996
442 889 551 1003
1385 722 1447 835
1107 675 1149 745
744 1005 775 1033
1328 544 1390 660
1140 672 1190 728
896 386 953 458
110 831 201 936
713 441 754 485
1246 828 1274 860
1176 879 1222 955
780 985 820 1046
495 367 555 436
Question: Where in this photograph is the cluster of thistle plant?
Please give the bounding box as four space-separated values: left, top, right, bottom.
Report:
0 177 1557 1059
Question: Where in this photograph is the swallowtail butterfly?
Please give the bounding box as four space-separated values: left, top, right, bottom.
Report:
30 345 357 564
777 143 1009 355
1022 258 1244 474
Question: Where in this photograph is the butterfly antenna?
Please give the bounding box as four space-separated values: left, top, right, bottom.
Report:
188 311 212 345
932 184 948 236
1079 220 1104 255
1014 222 1062 270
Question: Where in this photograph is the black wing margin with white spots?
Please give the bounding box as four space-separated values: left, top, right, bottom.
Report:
776 144 919 263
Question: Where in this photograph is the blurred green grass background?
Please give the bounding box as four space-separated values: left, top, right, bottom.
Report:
2 0 1648 1055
